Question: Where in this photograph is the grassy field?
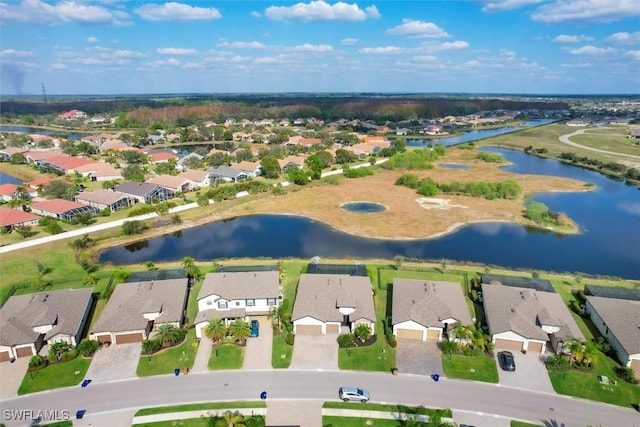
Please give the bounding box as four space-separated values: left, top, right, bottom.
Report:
133 415 265 427
18 356 91 395
441 354 499 383
571 128 640 157
272 332 293 368
137 329 198 377
208 343 244 370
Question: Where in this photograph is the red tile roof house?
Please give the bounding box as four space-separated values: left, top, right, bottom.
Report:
176 170 210 190
0 183 34 202
35 155 95 175
0 288 93 361
75 189 131 212
57 110 88 120
292 274 376 335
392 279 472 341
0 208 40 231
30 199 99 221
194 271 281 339
74 161 123 180
283 135 324 148
90 279 188 345
27 177 59 194
148 151 178 164
0 146 29 161
146 174 191 193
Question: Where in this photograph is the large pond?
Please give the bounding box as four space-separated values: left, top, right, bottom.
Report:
100 148 640 279
0 125 91 140
0 172 22 185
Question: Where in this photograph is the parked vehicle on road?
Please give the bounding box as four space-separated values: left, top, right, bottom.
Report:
338 387 370 402
498 351 516 371
250 319 259 337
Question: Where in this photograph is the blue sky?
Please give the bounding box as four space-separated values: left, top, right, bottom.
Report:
1 0 639 95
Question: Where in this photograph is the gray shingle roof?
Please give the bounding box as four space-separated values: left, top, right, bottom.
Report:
292 274 376 323
587 296 640 355
392 279 472 328
482 284 584 341
198 271 280 302
114 181 158 197
0 288 93 346
207 166 247 179
92 279 188 333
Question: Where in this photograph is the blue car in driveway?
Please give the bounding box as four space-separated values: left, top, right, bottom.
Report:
250 319 259 337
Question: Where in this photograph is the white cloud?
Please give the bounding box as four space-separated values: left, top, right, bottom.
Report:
0 0 131 25
340 38 359 45
624 50 640 60
481 0 543 12
532 0 639 23
435 41 470 51
358 46 405 54
87 36 98 43
51 62 67 70
553 34 592 43
112 50 145 58
251 11 261 18
167 58 180 66
218 41 266 49
568 46 617 55
182 62 203 69
292 43 334 52
413 55 438 62
606 31 640 44
0 49 33 57
265 1 380 22
254 56 281 64
157 48 198 55
386 19 449 38
134 2 221 22
465 60 481 67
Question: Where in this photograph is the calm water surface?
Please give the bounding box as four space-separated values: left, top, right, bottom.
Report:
0 125 91 140
0 172 22 185
100 148 640 279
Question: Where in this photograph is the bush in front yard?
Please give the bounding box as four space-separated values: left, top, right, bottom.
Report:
285 333 295 346
614 366 639 384
28 355 48 371
337 334 355 347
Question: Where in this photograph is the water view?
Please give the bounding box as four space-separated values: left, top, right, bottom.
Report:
0 172 22 185
0 125 90 140
100 149 640 279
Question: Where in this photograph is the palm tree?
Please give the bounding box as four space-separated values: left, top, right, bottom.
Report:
153 324 183 348
268 299 290 332
222 410 246 427
470 327 487 352
566 339 584 367
451 324 471 346
182 256 195 271
582 340 599 368
354 323 372 343
440 339 458 360
228 318 251 344
204 318 227 344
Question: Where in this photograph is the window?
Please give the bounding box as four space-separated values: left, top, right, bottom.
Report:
267 298 276 306
206 300 212 306
246 299 255 307
235 301 240 307
218 301 228 309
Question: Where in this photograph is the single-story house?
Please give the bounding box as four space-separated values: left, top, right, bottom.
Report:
0 288 93 361
75 189 131 212
0 147 29 162
0 208 40 230
30 199 99 221
482 283 584 354
234 161 262 177
208 166 249 183
35 155 95 175
75 162 123 182
292 274 376 335
584 284 640 301
585 295 640 377
148 151 178 164
194 271 281 339
392 279 472 341
176 152 204 171
0 183 36 202
176 170 210 190
115 182 175 203
146 175 190 193
278 156 306 173
90 279 188 345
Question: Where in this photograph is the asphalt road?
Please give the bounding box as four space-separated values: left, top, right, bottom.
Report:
1 370 638 427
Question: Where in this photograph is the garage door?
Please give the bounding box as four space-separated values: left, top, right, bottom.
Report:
528 342 544 353
115 332 144 344
97 335 112 344
16 346 34 358
295 324 322 335
396 328 423 340
630 359 640 377
326 324 339 334
426 329 440 340
0 351 10 362
494 338 523 352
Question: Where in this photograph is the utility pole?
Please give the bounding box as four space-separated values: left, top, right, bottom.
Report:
41 82 47 103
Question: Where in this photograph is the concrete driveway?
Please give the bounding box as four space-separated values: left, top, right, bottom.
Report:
0 358 29 399
85 343 142 383
496 351 554 394
244 317 273 370
290 334 338 370
396 339 444 376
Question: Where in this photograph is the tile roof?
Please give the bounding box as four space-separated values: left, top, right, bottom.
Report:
147 174 189 190
92 279 188 333
42 155 95 170
75 189 129 205
0 208 40 227
587 296 640 355
31 198 90 214
0 183 18 196
0 288 93 346
177 170 208 182
392 279 472 328
149 152 177 162
292 274 376 323
234 161 261 172
198 271 280 301
28 177 58 188
482 284 584 341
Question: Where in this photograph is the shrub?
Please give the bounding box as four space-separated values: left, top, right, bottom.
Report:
285 333 295 346
614 366 639 384
28 355 48 371
77 339 99 357
477 152 504 163
343 166 374 178
337 334 355 347
127 204 157 217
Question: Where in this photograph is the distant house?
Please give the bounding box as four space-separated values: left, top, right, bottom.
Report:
392 279 472 341
90 279 188 345
284 136 323 147
395 128 411 136
30 199 99 221
147 134 165 144
176 170 210 190
566 119 590 127
0 183 36 202
278 156 306 173
75 189 131 212
75 162 123 182
36 155 95 175
207 166 249 183
176 152 204 171
233 160 262 177
147 175 190 193
115 182 174 203
0 288 93 361
57 110 87 120
148 151 178 164
0 208 40 231
292 274 376 335
585 296 640 377
0 147 29 162
194 271 281 339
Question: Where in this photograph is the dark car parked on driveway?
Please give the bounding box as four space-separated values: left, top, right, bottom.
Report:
250 319 260 337
498 351 516 371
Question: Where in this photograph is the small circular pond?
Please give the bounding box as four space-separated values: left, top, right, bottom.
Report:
340 202 386 213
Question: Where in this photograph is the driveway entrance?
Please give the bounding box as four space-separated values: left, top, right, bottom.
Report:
0 358 29 399
290 334 338 370
85 343 142 382
497 351 554 393
244 317 273 370
396 339 443 376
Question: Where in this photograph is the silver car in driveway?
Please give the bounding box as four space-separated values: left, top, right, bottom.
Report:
338 387 370 402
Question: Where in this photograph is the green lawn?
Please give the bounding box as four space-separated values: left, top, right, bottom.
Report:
511 421 543 427
137 329 198 376
135 401 266 416
571 129 640 157
18 357 91 395
133 415 265 427
323 402 453 426
323 417 400 426
208 343 244 370
548 355 640 408
441 354 499 383
272 332 293 368
338 337 395 372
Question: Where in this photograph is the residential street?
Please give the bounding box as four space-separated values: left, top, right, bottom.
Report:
0 369 638 427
